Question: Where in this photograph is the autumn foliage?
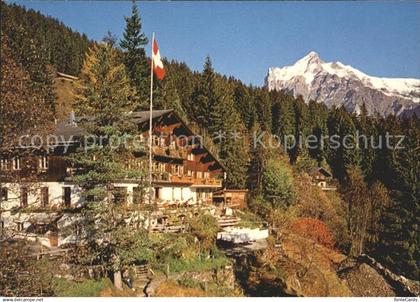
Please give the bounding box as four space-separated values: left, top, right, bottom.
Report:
291 218 335 249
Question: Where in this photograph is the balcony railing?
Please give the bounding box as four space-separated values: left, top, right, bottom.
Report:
152 146 187 159
192 178 222 186
153 172 222 187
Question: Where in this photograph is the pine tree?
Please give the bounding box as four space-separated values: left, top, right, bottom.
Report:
247 125 266 195
190 57 249 188
308 100 329 165
168 60 197 119
233 82 257 130
120 0 149 106
217 97 249 189
370 114 400 188
2 2 90 75
354 103 377 181
271 93 296 162
327 107 361 180
191 56 218 130
289 96 310 163
70 42 151 288
375 117 420 279
158 76 183 113
272 92 295 138
154 64 188 120
254 88 272 132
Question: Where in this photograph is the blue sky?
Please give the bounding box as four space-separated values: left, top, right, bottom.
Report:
12 1 420 85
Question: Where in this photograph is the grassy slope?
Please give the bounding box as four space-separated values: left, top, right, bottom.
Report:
53 278 111 297
53 76 77 121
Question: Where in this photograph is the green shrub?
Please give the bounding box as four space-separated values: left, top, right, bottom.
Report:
188 214 219 253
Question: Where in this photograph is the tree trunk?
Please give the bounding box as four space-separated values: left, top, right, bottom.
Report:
114 270 122 289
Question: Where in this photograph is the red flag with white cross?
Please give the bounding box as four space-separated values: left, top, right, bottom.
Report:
152 38 165 80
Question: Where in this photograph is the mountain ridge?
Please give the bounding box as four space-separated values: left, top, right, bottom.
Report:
266 52 420 116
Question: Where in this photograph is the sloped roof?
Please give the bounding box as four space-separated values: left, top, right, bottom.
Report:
54 110 173 140
53 109 225 171
54 120 85 142
131 109 173 123
309 167 332 178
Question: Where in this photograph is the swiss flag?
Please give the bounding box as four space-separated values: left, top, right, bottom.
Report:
152 39 165 80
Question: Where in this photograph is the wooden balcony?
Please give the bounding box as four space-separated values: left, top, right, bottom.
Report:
170 174 194 184
192 177 222 187
152 146 187 159
153 172 222 187
171 175 222 187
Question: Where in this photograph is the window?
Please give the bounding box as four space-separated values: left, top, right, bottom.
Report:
63 187 71 207
153 162 161 172
154 187 160 200
41 187 49 207
13 157 20 170
39 155 48 170
176 165 183 175
204 172 209 179
0 221 4 231
172 165 183 176
16 222 24 231
154 136 160 146
20 187 28 207
0 158 8 170
155 163 165 173
187 153 194 161
187 169 192 177
0 187 8 201
196 171 203 179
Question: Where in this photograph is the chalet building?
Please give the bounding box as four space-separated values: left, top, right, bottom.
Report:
0 110 225 239
308 167 337 191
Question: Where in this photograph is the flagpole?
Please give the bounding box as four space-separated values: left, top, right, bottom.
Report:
148 32 155 230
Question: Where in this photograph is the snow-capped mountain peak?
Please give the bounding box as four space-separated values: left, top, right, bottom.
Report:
297 51 322 64
268 51 323 86
266 52 420 116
